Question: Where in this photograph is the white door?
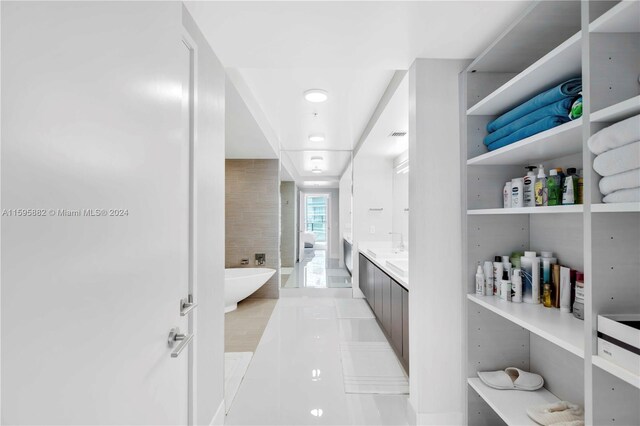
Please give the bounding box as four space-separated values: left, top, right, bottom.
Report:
2 2 192 424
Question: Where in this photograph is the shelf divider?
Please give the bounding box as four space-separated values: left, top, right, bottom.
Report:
591 95 640 123
592 356 640 390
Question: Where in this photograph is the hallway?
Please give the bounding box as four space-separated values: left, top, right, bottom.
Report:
283 248 352 289
225 297 409 425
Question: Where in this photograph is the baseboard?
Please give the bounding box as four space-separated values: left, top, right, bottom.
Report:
209 399 225 426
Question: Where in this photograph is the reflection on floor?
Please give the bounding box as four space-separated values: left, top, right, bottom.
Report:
283 248 352 289
225 298 277 353
225 297 410 425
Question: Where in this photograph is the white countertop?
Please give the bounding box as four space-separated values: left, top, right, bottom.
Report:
357 242 409 290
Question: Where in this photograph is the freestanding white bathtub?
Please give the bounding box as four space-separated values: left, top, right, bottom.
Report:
224 268 276 313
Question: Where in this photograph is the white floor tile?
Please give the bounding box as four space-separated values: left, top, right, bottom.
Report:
225 297 410 426
340 342 409 394
335 298 375 319
224 352 253 413
338 319 387 342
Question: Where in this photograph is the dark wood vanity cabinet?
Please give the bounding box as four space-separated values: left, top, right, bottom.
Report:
358 253 409 373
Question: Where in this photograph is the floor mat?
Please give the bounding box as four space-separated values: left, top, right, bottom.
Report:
335 298 375 319
224 352 253 413
339 342 409 394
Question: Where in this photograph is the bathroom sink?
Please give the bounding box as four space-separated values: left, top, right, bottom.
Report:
386 259 409 277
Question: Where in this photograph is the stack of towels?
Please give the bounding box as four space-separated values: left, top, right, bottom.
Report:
484 78 583 151
589 114 640 203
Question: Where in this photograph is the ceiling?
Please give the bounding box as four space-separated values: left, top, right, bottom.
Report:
186 1 532 184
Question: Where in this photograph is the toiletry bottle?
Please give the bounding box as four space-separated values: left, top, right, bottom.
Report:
543 283 552 307
483 261 494 296
500 270 512 302
512 269 523 303
510 251 524 269
534 164 547 206
547 169 562 206
552 264 562 309
562 168 578 205
475 263 485 296
493 256 504 296
521 251 540 304
501 255 512 280
577 169 584 205
503 181 512 208
523 166 537 207
560 266 573 313
511 178 524 208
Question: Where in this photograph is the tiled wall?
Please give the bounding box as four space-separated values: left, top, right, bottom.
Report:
280 181 296 268
225 159 280 298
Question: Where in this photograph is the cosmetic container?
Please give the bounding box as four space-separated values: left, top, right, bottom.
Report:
511 178 524 208
512 269 523 303
523 166 537 207
521 251 540 304
483 261 494 296
475 263 485 296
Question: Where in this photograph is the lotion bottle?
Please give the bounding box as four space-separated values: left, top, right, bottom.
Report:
523 166 537 207
493 256 504 297
503 181 512 208
511 178 524 208
475 263 485 296
483 261 494 297
500 270 512 302
512 269 523 302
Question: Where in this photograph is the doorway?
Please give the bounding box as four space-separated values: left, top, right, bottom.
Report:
302 193 330 256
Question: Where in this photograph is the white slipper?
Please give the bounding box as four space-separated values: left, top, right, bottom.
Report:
526 401 584 425
477 367 544 391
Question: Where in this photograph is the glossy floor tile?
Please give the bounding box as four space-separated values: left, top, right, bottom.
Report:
283 248 352 289
225 298 277 352
225 297 410 426
224 352 253 413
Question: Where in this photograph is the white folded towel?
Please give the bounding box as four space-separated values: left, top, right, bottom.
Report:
593 141 640 176
599 168 640 195
588 114 640 155
603 187 640 203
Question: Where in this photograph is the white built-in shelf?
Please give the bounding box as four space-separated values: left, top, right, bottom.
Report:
467 294 585 358
592 96 640 123
467 119 582 166
590 0 640 33
468 206 583 215
592 202 640 213
467 32 581 116
468 378 560 426
592 356 640 390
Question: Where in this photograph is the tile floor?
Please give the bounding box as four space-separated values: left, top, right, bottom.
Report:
225 297 410 425
225 298 278 353
283 248 352 289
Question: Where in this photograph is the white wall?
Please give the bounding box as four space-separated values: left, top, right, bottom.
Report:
392 152 409 247
339 162 353 267
182 7 226 425
408 58 468 424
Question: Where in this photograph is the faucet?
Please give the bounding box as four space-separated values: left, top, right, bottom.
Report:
389 232 405 251
255 253 266 266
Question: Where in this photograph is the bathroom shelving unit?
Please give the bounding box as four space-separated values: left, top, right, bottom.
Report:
460 1 640 425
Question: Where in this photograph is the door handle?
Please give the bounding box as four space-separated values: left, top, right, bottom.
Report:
168 327 194 358
180 295 197 316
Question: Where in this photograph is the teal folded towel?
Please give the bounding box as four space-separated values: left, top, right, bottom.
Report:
487 77 582 133
484 97 575 146
487 116 570 151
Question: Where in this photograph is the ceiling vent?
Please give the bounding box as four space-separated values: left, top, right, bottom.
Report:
389 131 407 137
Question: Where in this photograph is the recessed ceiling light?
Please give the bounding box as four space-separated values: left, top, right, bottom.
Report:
309 133 325 142
311 167 323 174
304 89 328 103
310 156 324 162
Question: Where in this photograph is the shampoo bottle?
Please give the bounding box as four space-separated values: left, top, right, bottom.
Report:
483 261 494 296
475 263 485 296
534 164 548 206
562 168 578 205
500 270 512 302
493 256 504 297
523 166 537 207
511 178 524 208
503 181 512 208
521 251 540 304
547 168 562 206
512 269 523 303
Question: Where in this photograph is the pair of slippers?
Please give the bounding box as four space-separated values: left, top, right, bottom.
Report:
478 367 544 391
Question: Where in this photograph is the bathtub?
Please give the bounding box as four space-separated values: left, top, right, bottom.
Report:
224 268 276 313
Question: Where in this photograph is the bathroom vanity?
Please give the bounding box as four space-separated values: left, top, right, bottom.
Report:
358 250 409 373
